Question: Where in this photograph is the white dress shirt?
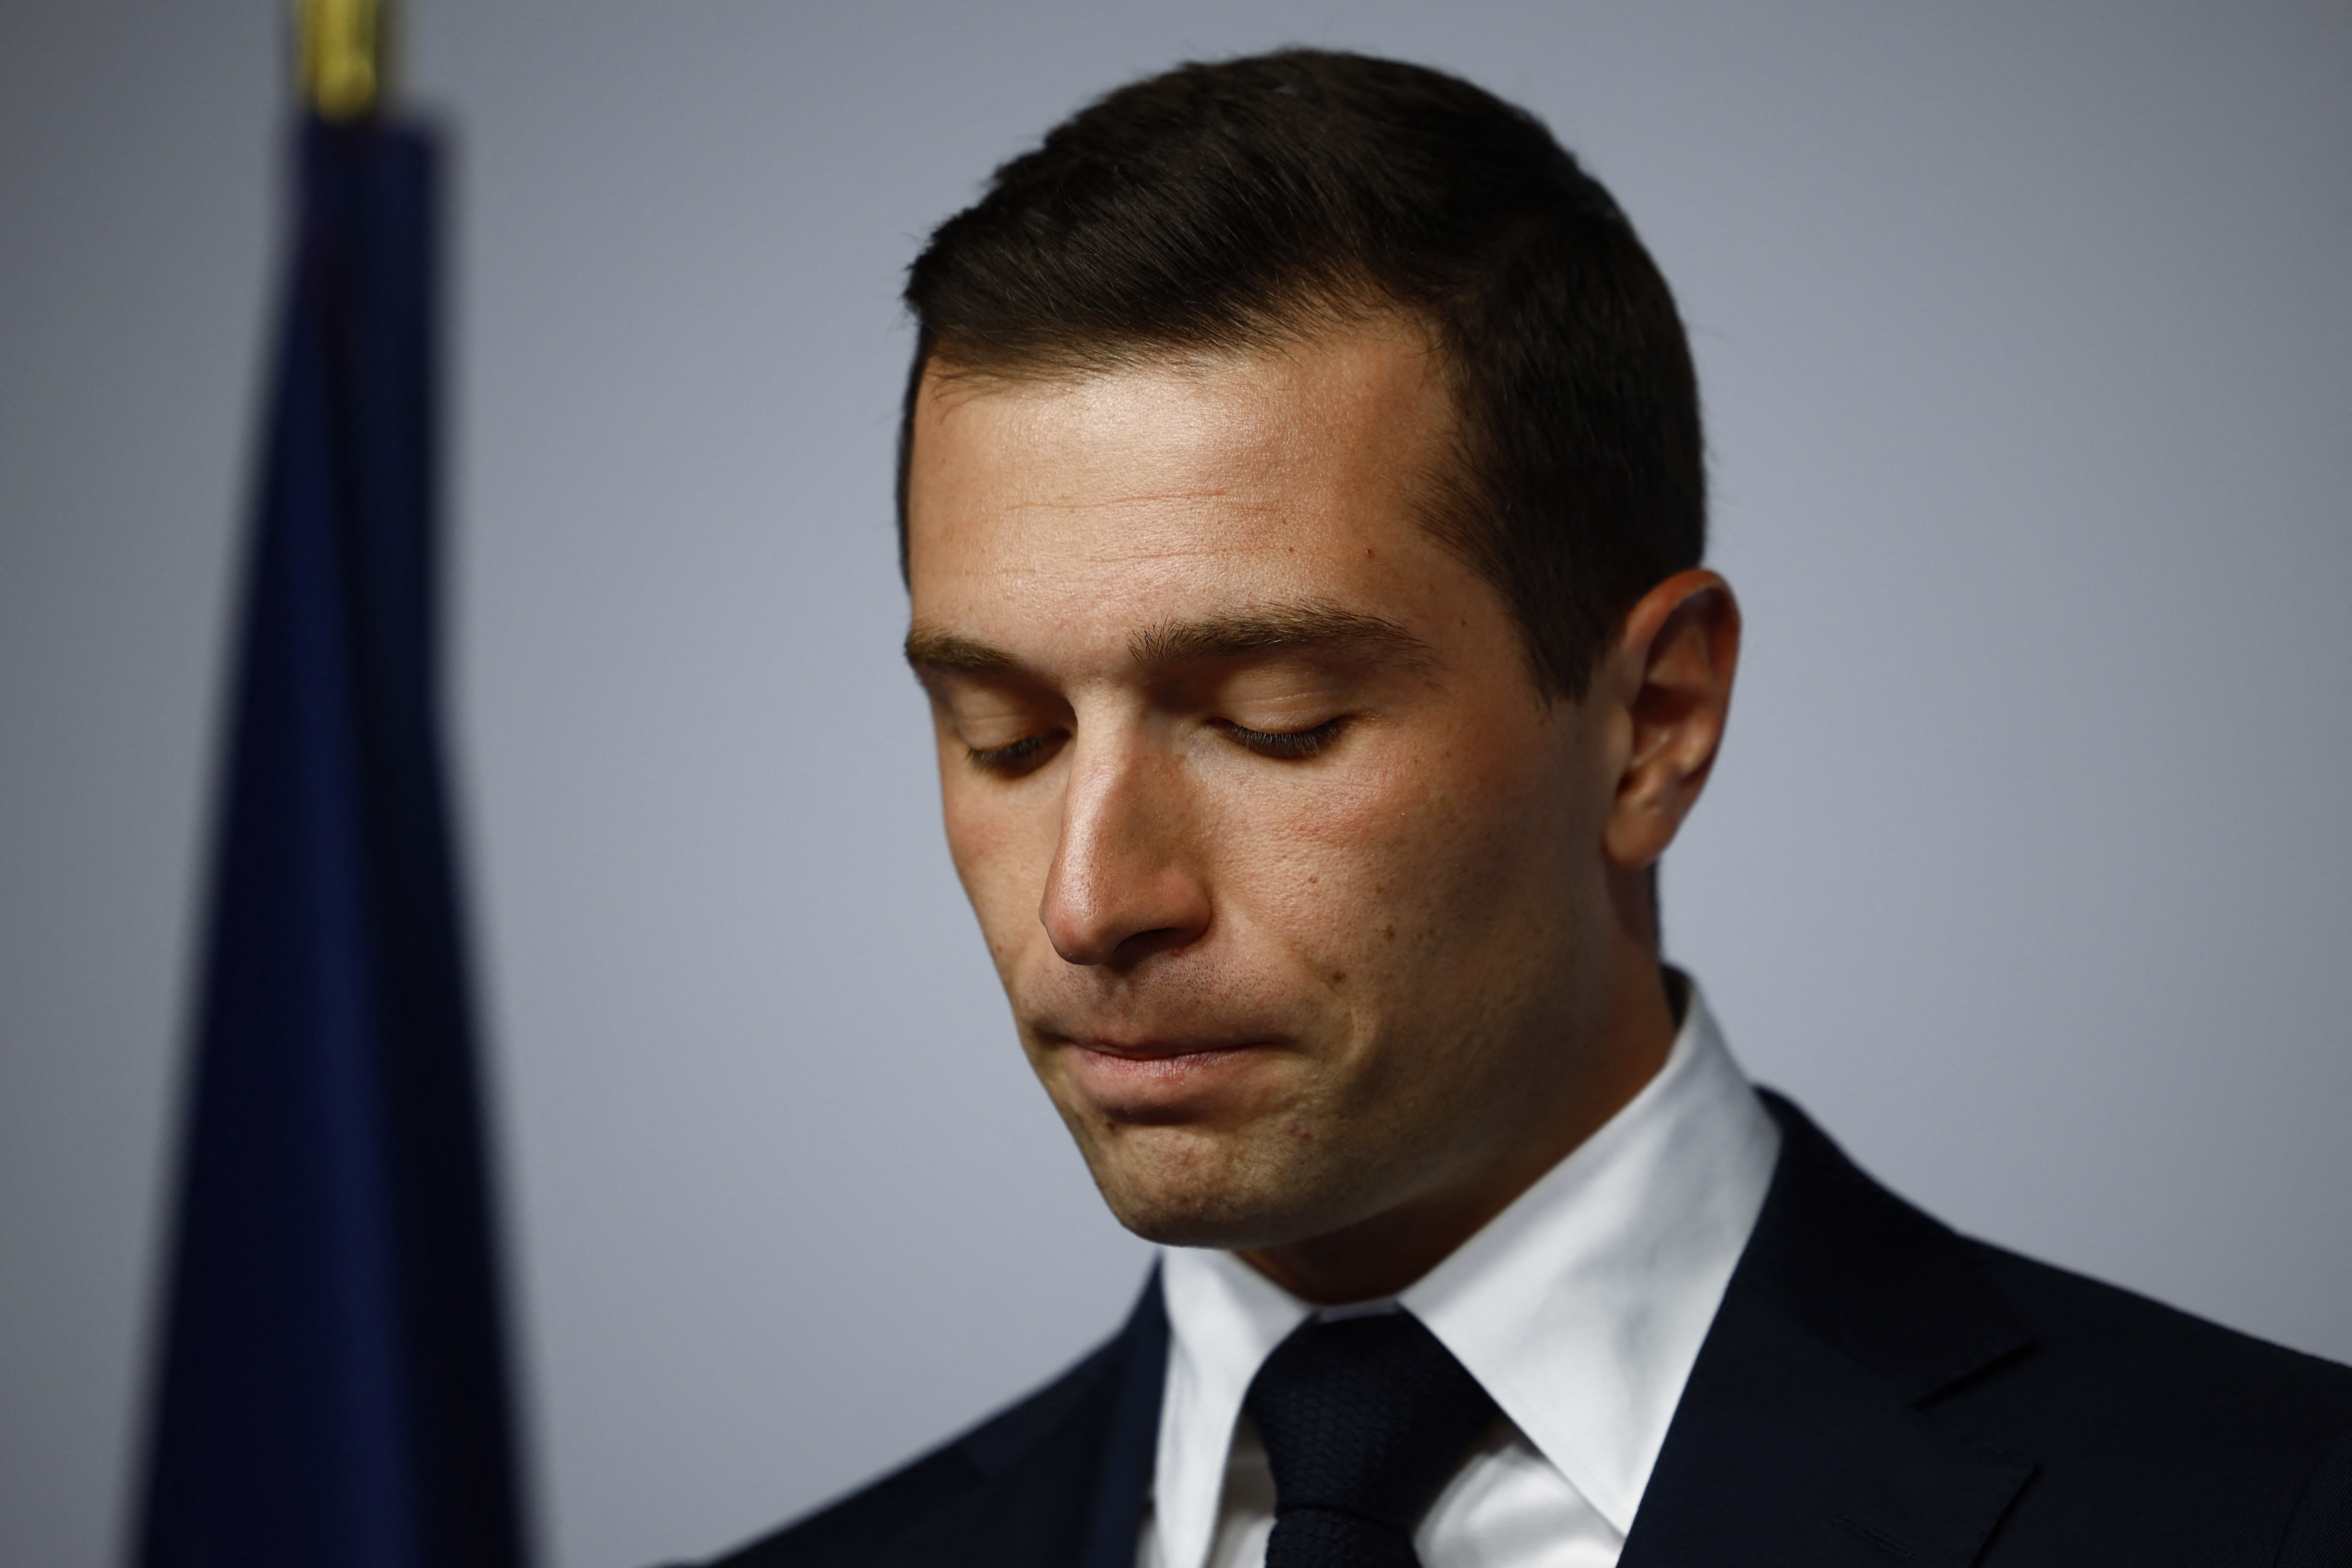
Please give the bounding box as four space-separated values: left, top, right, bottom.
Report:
1135 981 1779 1568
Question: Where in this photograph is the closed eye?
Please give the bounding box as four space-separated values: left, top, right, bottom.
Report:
966 731 1065 776
1220 716 1348 760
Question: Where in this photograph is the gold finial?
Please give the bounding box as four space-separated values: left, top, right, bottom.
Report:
296 0 385 120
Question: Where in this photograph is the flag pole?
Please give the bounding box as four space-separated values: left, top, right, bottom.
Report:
296 0 386 120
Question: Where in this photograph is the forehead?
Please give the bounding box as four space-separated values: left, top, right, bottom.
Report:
904 330 1475 652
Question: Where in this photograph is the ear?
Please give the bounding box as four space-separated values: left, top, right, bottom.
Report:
1600 569 1741 872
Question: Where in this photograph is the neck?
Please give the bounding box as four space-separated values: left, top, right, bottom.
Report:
1240 946 1681 1306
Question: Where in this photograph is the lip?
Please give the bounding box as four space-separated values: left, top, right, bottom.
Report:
1052 1036 1279 1119
1068 1036 1263 1061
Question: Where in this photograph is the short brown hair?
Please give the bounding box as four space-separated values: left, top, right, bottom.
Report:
899 49 1704 701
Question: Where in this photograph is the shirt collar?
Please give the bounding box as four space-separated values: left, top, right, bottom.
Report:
1150 977 1780 1568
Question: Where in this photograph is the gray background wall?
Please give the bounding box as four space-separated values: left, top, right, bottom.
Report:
4 2 2347 1565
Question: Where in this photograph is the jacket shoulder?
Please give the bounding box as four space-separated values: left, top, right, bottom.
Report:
1729 1092 2352 1565
1869 1209 2352 1564
1949 1234 2352 1453
1755 1091 2352 1440
706 1333 1127 1568
1945 1241 2352 1563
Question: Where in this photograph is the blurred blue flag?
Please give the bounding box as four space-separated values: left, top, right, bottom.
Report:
138 113 529 1568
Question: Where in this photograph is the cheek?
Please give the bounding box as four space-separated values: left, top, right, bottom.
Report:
938 772 1056 953
1214 724 1580 992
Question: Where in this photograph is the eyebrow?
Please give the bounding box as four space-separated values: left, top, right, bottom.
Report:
901 629 1016 676
904 599 1433 678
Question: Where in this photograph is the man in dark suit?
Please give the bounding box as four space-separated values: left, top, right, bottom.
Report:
704 49 2352 1567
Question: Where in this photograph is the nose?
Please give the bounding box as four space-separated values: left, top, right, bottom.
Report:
1038 732 1210 967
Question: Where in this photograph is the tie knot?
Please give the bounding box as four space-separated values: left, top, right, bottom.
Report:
1242 1310 1500 1559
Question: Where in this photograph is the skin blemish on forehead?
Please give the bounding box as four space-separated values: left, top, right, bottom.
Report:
1002 488 1243 515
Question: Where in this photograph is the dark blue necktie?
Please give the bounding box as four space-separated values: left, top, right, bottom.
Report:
1242 1311 1502 1567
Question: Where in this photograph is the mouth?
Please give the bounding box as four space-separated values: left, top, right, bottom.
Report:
1047 1035 1281 1121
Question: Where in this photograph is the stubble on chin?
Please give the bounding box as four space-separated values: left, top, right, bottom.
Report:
1042 1081 1414 1253
1075 1121 1302 1249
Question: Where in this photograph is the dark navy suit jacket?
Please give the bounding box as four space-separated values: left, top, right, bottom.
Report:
707 1094 2352 1567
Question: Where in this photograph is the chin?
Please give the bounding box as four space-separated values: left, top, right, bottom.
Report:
1078 1125 1359 1253
1096 1185 1300 1251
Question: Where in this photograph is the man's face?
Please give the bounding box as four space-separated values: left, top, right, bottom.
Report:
904 327 1630 1255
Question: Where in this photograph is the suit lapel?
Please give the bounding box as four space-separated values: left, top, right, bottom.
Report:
852 1271 1166 1568
1075 1270 1168 1568
1620 1094 2037 1568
